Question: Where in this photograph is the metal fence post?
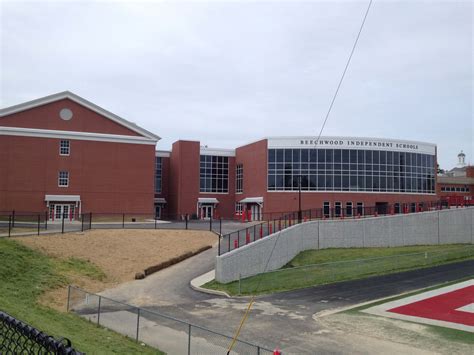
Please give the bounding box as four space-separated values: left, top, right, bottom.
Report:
136 308 140 342
218 235 221 256
37 214 40 236
209 217 212 232
66 285 71 312
185 214 188 230
122 213 125 229
219 218 222 236
45 211 48 230
8 215 11 237
12 210 15 228
97 296 101 325
61 213 65 234
89 212 92 229
187 324 191 355
81 214 84 232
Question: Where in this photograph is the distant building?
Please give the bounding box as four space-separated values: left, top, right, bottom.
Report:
437 151 474 205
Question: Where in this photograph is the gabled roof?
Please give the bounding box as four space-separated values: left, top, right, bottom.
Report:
0 91 160 141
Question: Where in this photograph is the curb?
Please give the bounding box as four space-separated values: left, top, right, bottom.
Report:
190 270 231 298
138 245 213 279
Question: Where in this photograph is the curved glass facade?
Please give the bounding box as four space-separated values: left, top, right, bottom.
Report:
267 148 436 194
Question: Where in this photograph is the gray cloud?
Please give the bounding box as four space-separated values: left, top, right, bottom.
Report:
1 0 472 169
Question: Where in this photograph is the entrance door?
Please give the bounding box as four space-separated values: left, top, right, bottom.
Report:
250 204 261 221
51 204 74 221
375 202 388 215
155 205 161 219
201 205 213 220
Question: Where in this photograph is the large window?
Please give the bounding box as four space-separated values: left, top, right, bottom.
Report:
155 157 162 193
236 164 243 193
268 148 436 194
58 171 69 187
200 155 229 193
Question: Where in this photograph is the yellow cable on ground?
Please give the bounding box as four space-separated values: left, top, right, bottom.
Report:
226 296 255 354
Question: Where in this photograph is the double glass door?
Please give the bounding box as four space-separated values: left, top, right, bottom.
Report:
49 204 75 221
201 205 213 219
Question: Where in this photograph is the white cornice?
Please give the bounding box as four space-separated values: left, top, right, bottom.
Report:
200 147 235 157
0 91 160 141
0 126 157 145
156 150 171 157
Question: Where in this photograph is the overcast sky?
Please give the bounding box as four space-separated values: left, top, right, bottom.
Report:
1 0 472 169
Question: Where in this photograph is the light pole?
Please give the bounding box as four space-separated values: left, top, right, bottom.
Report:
298 175 302 223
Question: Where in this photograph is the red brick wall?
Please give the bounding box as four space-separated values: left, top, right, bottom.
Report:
265 192 438 218
168 141 236 219
235 139 268 200
0 135 155 213
169 141 200 217
0 98 141 136
466 166 474 178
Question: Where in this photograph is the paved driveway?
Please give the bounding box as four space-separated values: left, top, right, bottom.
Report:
99 240 474 355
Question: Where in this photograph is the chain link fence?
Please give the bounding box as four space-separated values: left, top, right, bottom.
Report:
0 311 83 354
67 286 273 355
0 212 48 237
230 245 474 295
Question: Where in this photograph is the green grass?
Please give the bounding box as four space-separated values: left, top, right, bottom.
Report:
0 238 164 354
344 277 474 344
205 244 474 296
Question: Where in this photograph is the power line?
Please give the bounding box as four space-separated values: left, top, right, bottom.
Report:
316 0 373 141
227 1 374 353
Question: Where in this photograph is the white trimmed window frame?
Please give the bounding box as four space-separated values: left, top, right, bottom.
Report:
235 202 243 215
58 171 69 187
59 139 70 156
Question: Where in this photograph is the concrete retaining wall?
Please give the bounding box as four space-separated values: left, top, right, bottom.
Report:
215 207 474 283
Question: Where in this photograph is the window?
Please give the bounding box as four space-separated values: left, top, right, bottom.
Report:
58 171 69 187
200 155 229 193
323 202 330 218
235 202 243 215
335 202 342 217
155 157 162 193
236 164 243 193
346 202 353 217
267 148 436 194
410 203 416 213
59 140 70 156
356 202 364 216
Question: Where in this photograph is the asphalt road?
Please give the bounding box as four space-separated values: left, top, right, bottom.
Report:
99 245 474 354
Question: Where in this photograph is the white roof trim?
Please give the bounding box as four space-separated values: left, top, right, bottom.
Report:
239 197 264 204
0 91 160 141
45 194 81 202
0 126 157 145
156 150 171 157
154 198 167 203
200 147 235 157
198 197 219 204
